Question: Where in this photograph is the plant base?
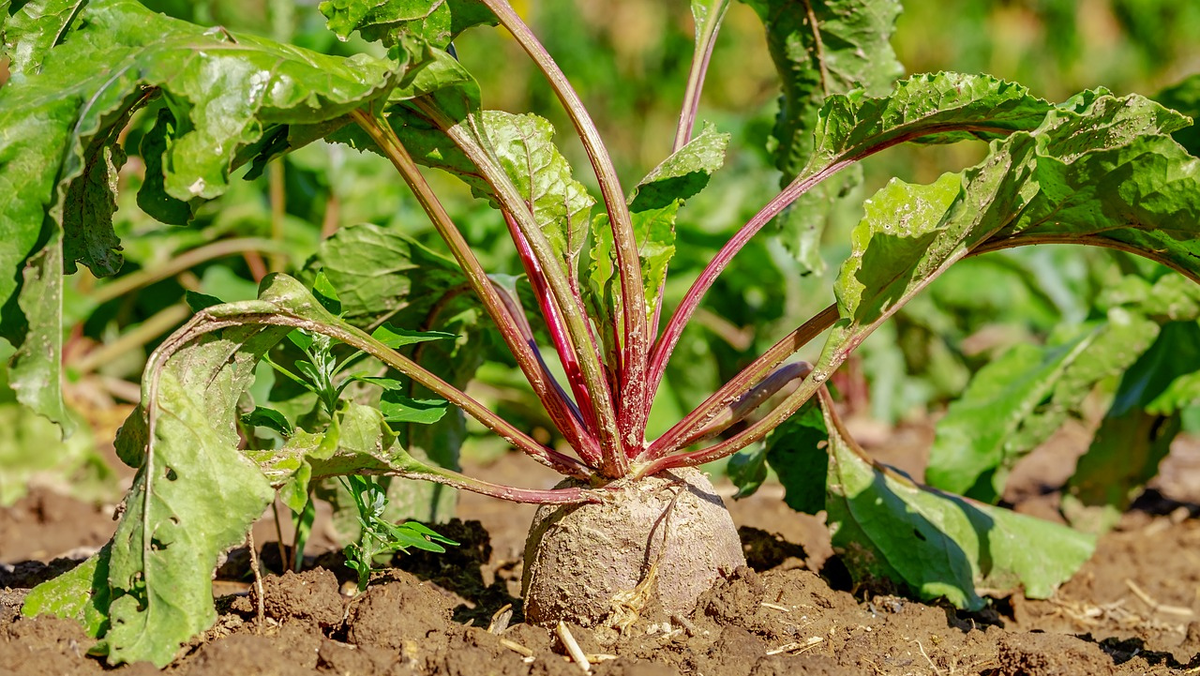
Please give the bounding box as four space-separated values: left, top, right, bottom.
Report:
521 467 745 627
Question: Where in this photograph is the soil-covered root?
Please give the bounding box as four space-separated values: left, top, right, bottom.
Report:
521 467 746 628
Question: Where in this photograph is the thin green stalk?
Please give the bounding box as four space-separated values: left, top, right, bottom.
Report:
411 100 627 476
73 303 192 374
91 238 287 305
351 109 599 463
674 0 731 151
480 0 650 458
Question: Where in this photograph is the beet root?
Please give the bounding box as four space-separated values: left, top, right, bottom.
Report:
521 467 746 627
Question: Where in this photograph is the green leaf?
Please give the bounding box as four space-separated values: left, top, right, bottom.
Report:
307 224 483 524
629 121 730 211
320 0 496 48
0 396 100 505
23 544 112 639
313 271 343 315
818 401 1095 610
485 110 595 280
726 447 767 499
9 234 74 432
371 323 456 348
310 223 467 329
380 391 449 425
241 407 294 437
588 203 680 344
763 403 829 515
184 291 226 313
1062 321 1200 533
586 123 729 343
104 365 279 666
2 0 88 76
1153 73 1200 156
926 334 1096 503
740 0 904 178
773 72 1055 272
927 266 1196 506
99 275 370 665
778 71 1055 273
823 91 1200 375
96 273 481 663
807 73 1054 171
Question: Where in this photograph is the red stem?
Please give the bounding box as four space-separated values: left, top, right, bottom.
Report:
503 213 601 435
644 304 837 459
647 161 848 403
482 0 650 460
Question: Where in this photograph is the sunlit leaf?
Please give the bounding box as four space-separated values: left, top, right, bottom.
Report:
814 397 1095 610
380 391 449 425
320 0 496 48
486 110 595 280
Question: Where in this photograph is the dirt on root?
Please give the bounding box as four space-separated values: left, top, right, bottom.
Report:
5 430 1200 675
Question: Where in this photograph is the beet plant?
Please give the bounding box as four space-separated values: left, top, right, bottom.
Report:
6 0 1200 667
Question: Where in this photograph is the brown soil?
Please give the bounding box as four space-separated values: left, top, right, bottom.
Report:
4 430 1200 675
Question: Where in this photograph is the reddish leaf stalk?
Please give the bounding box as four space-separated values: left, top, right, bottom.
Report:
647 161 849 405
647 121 1031 417
644 304 838 459
350 109 598 464
488 277 604 466
671 361 814 449
503 212 601 435
482 0 651 457
411 101 626 477
674 0 731 152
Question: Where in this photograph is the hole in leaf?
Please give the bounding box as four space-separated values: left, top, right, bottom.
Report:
165 466 178 481
151 537 168 551
913 529 927 541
